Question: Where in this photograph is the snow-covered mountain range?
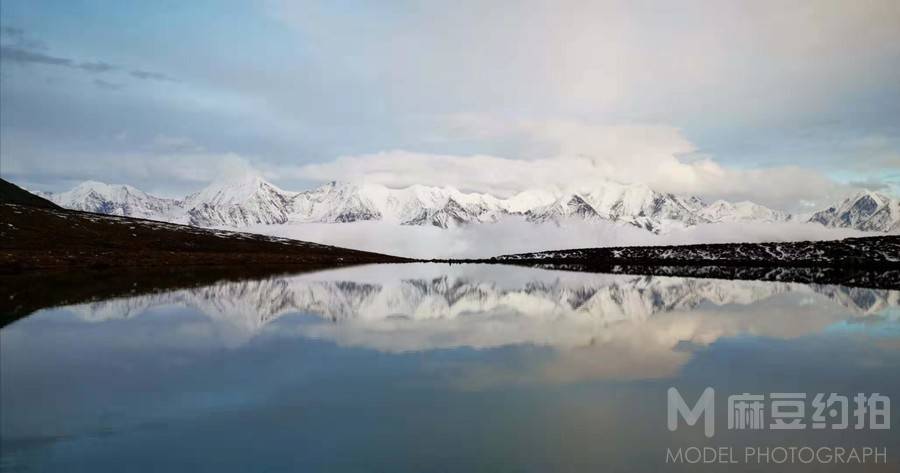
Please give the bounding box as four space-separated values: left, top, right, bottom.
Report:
38 175 900 233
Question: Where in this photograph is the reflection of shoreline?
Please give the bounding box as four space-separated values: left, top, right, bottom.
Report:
477 263 900 291
0 265 378 327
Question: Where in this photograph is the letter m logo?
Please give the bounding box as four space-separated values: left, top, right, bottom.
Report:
668 387 715 438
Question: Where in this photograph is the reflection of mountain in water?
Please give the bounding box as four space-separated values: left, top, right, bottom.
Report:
68 265 899 332
56 264 900 382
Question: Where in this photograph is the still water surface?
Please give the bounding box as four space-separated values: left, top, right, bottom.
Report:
2 263 899 472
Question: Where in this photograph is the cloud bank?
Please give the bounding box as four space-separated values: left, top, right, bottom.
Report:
243 218 874 259
288 121 850 211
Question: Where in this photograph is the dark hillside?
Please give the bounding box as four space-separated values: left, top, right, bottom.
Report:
0 178 61 209
0 178 409 272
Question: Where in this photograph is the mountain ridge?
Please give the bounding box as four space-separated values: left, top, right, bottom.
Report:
36 177 900 233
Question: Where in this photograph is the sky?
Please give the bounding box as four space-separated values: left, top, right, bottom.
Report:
1 0 898 212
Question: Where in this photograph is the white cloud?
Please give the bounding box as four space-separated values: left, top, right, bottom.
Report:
244 218 873 259
287 120 850 211
1 116 860 211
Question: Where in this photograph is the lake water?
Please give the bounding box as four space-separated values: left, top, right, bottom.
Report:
2 263 899 472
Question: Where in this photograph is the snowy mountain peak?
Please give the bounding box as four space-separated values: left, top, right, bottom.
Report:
857 189 888 203
71 180 124 192
66 180 148 200
501 189 559 213
48 180 178 219
810 189 900 233
699 199 791 223
186 174 290 205
182 175 296 227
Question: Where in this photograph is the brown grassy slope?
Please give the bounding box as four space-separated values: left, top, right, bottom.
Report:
0 202 410 271
0 177 409 271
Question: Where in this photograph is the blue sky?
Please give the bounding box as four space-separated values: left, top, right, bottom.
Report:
1 0 898 210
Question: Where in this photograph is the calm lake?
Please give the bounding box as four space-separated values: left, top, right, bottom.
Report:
2 263 899 472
